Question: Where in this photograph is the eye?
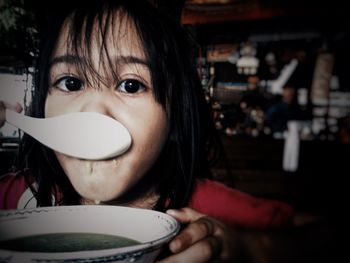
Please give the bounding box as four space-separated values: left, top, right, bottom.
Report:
117 79 146 94
53 76 84 92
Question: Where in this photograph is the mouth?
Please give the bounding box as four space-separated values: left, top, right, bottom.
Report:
84 158 119 176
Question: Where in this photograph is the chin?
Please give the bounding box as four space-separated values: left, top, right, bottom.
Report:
79 185 124 204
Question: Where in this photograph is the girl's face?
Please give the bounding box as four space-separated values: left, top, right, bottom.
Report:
45 14 168 205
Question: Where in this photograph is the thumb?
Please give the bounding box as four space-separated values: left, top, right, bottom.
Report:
166 207 205 224
0 101 23 128
3 101 23 113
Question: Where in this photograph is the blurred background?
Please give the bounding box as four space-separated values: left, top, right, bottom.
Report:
0 0 348 262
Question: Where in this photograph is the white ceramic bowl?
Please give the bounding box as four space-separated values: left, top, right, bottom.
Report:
0 205 180 263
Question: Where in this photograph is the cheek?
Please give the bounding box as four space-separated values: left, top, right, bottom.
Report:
45 92 64 118
45 91 81 117
45 91 60 117
128 105 168 159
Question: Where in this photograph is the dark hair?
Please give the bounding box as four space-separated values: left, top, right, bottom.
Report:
19 0 221 210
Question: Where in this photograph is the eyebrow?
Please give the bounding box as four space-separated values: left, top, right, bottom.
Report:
49 55 150 68
49 55 83 67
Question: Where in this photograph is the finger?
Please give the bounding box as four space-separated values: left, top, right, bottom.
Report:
166 207 205 224
0 101 23 127
2 101 23 113
169 217 215 253
156 236 221 263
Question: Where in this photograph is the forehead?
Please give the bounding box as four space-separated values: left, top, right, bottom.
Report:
53 10 145 59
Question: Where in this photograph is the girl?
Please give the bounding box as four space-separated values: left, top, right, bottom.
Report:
0 0 293 262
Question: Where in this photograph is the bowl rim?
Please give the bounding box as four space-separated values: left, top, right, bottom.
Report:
0 205 180 261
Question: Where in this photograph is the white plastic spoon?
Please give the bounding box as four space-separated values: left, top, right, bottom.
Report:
5 110 132 160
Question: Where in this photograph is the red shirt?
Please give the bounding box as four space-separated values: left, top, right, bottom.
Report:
189 178 293 229
0 172 293 229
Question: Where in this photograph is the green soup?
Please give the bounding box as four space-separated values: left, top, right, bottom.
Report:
0 233 140 252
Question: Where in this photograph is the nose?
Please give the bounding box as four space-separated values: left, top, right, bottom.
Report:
80 89 117 117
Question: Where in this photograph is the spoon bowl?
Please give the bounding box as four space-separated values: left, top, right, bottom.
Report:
5 110 132 160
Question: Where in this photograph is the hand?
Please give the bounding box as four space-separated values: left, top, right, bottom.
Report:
156 208 237 263
0 101 23 128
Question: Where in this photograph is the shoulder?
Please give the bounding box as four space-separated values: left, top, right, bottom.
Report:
188 178 294 229
188 178 256 210
191 178 251 199
0 171 28 194
0 171 33 210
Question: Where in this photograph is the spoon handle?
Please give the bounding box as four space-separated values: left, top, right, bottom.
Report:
5 109 40 136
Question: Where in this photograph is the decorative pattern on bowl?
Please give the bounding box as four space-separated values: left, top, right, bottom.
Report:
0 205 180 263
